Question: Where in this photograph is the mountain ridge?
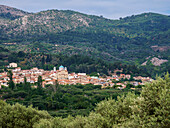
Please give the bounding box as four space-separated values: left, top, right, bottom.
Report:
0 5 169 38
0 5 169 69
0 5 30 20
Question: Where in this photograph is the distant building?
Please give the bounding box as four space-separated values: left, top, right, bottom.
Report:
31 67 38 71
56 66 68 79
125 74 131 79
59 65 64 71
78 73 87 80
54 67 56 72
9 63 17 68
78 73 86 76
12 67 21 72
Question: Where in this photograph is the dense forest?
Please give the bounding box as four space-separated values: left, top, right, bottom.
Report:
0 74 169 128
0 78 141 118
0 5 169 63
1 45 169 77
0 46 152 77
0 5 169 78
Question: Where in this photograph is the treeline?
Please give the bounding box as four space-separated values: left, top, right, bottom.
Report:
0 74 169 128
0 75 138 118
1 46 169 78
0 46 150 77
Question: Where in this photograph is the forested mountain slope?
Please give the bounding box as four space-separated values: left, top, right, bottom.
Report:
0 5 169 68
0 46 151 77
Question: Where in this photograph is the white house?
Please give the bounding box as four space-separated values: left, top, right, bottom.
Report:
9 63 17 68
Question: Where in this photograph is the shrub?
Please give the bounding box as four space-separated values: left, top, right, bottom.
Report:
0 100 51 128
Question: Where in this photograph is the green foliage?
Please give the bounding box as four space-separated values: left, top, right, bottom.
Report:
93 73 170 127
128 73 170 128
0 7 170 127
37 75 43 89
0 47 150 76
95 93 137 126
0 81 130 118
34 113 108 128
8 70 15 90
0 10 169 75
0 74 169 127
23 77 31 91
89 72 99 77
0 46 151 77
0 100 51 128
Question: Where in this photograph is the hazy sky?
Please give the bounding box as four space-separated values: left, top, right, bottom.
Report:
1 0 170 19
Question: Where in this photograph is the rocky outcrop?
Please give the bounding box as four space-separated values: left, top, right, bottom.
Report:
150 57 168 66
141 61 147 66
0 5 29 19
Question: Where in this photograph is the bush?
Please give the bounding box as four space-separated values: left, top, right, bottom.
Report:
128 73 170 127
0 100 51 128
1 73 169 128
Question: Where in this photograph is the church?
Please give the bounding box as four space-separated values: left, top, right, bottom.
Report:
54 65 68 79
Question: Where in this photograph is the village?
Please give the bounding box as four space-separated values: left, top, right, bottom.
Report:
0 63 153 89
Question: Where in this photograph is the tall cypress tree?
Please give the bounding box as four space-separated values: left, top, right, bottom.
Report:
41 56 45 68
24 76 27 90
37 76 42 89
24 76 31 91
8 70 15 90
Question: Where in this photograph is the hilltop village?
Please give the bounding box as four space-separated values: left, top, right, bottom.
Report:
0 63 153 89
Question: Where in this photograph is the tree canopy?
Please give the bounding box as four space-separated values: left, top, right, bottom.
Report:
0 73 169 128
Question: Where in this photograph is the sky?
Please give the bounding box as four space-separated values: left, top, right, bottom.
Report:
0 0 170 19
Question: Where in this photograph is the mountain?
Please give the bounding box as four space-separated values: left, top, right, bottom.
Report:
0 5 29 20
0 5 169 67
